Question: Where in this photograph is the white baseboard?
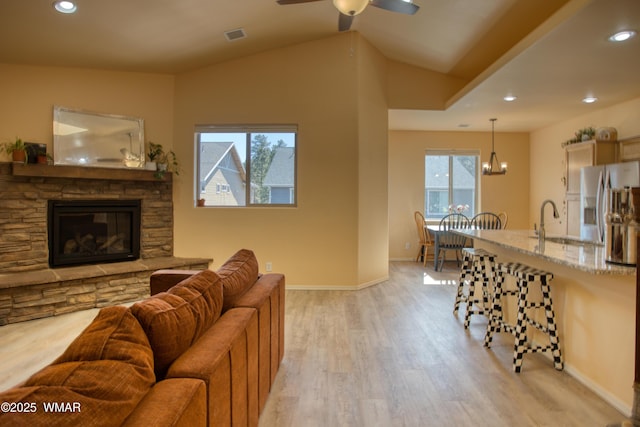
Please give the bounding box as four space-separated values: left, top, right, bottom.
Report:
564 364 632 417
536 342 632 417
286 276 389 291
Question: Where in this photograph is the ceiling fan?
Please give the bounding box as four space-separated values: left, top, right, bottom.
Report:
277 0 419 32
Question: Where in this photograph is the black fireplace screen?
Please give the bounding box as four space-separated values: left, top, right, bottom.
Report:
48 200 141 268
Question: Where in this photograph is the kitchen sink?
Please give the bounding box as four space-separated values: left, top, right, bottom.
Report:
530 234 603 247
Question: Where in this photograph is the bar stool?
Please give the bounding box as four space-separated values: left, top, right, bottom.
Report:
453 248 497 329
484 261 563 372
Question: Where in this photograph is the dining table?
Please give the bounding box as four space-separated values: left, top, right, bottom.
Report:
426 224 472 271
426 225 445 271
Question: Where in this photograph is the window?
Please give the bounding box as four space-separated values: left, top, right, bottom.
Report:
195 125 297 207
424 151 479 220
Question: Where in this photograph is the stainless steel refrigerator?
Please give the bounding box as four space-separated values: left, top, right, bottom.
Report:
580 161 640 242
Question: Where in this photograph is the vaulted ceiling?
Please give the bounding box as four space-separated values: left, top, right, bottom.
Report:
1 0 638 132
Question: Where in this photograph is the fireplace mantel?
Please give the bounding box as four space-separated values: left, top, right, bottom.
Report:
10 163 171 182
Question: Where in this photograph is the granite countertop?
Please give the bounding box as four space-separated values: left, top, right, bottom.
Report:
453 229 636 276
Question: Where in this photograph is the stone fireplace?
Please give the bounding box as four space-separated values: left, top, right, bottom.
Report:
0 163 210 325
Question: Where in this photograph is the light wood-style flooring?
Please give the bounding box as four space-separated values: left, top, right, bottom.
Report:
0 262 629 426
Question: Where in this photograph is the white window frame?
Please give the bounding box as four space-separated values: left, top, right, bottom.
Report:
424 149 480 221
195 124 298 208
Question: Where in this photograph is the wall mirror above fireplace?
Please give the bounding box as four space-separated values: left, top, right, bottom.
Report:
53 106 146 169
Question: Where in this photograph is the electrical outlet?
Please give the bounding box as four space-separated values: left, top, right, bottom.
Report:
405 242 411 250
265 262 272 272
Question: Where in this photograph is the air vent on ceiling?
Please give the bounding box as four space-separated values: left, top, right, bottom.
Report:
224 28 247 42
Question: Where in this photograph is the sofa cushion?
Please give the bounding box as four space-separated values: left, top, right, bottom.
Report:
130 269 223 379
217 249 259 312
0 306 155 427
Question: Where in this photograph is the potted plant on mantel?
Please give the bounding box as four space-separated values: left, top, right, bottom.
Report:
147 141 179 179
36 150 53 165
1 137 27 163
146 141 162 171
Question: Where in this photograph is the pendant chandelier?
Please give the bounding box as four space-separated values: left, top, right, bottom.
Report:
482 118 507 175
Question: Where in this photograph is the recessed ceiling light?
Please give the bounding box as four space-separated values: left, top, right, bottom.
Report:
503 95 517 102
582 96 598 104
53 1 77 14
608 30 636 42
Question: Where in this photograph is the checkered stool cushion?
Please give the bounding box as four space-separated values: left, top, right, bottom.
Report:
483 261 563 373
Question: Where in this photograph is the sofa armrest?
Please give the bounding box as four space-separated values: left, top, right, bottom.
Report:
123 378 206 427
232 273 285 413
150 269 201 295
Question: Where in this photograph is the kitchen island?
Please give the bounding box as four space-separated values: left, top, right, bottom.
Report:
454 229 635 416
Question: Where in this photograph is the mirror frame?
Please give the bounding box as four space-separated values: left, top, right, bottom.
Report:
53 106 145 169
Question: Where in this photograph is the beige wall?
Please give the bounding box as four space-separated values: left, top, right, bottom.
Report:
386 60 467 110
173 33 390 288
357 38 390 287
388 130 530 260
530 96 640 236
0 63 174 161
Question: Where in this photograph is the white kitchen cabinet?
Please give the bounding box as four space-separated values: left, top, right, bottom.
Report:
564 140 616 236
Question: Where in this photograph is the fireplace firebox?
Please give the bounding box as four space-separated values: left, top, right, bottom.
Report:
48 199 141 268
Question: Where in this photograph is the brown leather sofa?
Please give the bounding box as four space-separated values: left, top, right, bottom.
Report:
0 249 285 427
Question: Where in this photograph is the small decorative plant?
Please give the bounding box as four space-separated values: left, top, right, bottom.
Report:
147 142 164 163
561 127 596 148
1 137 27 163
36 146 53 164
147 141 179 178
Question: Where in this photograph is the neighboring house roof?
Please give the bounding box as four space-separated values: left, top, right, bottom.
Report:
200 141 245 185
426 156 475 189
263 147 294 187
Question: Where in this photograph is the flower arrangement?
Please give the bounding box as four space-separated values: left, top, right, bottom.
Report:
448 204 469 214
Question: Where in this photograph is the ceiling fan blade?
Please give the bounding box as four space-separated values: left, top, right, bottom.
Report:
370 0 419 15
277 0 324 4
338 13 354 32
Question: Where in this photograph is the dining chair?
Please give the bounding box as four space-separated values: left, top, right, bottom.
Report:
497 212 508 229
472 212 502 230
414 211 433 266
437 213 470 271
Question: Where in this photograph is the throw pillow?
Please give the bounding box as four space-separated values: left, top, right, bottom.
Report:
216 249 259 312
0 306 155 427
130 269 223 379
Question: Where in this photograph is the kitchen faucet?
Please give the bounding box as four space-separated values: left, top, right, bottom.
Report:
539 199 560 246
